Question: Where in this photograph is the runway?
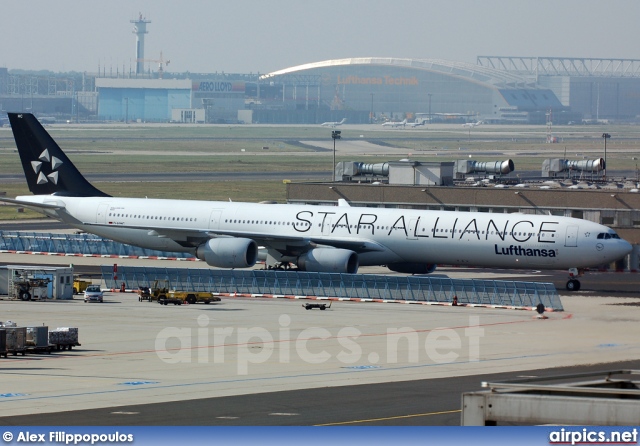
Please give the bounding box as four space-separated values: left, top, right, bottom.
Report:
0 171 329 184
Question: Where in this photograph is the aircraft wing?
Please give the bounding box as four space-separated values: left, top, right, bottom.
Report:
226 231 388 255
82 221 386 255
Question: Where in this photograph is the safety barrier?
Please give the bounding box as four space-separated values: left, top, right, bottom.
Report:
100 266 563 311
0 231 193 259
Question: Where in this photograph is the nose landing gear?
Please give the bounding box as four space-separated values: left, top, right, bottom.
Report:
566 278 581 291
565 268 584 291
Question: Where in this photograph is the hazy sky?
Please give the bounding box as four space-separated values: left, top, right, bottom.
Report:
2 0 639 75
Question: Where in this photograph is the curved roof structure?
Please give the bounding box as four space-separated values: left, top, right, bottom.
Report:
261 57 535 88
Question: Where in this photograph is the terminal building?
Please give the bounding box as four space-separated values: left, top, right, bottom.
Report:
2 56 640 124
257 58 571 125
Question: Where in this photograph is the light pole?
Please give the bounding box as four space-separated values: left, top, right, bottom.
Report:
332 130 341 181
428 93 432 124
602 133 610 180
370 93 374 124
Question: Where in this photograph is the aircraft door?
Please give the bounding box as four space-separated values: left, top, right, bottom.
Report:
209 210 222 230
565 225 579 247
96 203 109 224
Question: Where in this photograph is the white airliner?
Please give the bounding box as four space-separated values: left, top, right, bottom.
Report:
321 118 346 127
1 113 632 291
382 119 407 128
463 120 483 128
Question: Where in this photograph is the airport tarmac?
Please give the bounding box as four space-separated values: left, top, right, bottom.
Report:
0 258 638 424
0 220 638 425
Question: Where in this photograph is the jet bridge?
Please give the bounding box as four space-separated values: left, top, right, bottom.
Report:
100 266 563 311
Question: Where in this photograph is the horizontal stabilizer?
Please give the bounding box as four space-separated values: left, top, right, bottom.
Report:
0 196 66 211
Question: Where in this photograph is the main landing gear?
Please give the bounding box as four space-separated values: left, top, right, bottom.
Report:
565 268 584 291
266 261 292 271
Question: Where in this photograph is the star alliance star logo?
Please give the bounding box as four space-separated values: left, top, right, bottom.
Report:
31 148 63 185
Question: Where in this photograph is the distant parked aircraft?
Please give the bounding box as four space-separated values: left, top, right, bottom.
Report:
381 119 407 128
321 118 346 127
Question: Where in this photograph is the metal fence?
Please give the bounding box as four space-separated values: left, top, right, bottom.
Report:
101 266 563 311
0 231 192 258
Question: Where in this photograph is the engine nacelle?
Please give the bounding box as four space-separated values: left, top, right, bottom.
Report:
297 248 359 274
196 238 258 268
387 262 437 274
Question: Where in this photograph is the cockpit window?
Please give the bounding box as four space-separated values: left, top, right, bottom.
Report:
598 232 619 240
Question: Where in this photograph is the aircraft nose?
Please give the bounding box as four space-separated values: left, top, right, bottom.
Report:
608 238 634 264
620 239 633 258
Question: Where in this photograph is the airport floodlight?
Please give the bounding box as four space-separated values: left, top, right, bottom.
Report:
602 133 611 180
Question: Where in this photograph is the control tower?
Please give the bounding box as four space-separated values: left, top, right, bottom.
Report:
131 13 151 75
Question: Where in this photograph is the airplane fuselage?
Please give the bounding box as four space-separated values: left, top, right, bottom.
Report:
19 195 630 270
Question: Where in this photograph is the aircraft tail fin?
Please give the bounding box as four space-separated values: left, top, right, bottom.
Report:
8 113 109 197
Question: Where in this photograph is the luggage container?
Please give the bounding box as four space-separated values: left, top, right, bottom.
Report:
26 326 53 353
48 327 80 350
6 327 27 355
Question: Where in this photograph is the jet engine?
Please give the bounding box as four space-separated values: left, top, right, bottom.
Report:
297 248 359 274
387 262 437 274
196 238 258 268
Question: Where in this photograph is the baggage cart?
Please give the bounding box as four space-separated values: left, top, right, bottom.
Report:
303 301 332 310
137 286 151 301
